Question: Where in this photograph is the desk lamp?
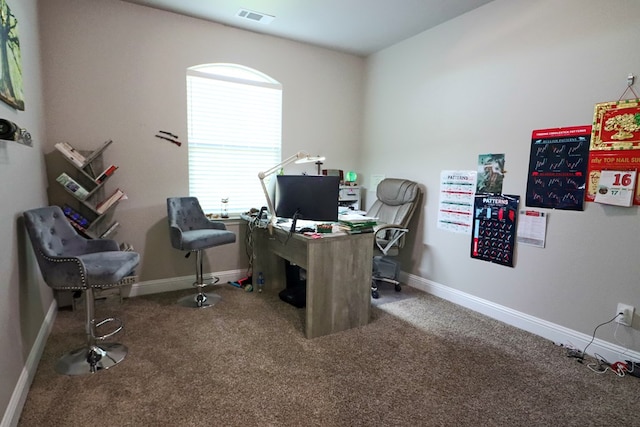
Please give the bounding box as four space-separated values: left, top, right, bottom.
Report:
258 151 325 232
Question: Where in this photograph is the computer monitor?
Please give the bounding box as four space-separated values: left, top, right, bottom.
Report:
275 175 340 221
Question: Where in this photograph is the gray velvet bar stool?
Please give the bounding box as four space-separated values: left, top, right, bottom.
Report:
23 206 140 375
167 197 236 308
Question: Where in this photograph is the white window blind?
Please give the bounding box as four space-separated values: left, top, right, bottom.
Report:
186 64 282 215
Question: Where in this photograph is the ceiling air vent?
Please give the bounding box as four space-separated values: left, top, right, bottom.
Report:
236 8 275 25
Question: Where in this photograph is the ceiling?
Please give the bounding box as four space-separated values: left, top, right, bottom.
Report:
122 0 494 57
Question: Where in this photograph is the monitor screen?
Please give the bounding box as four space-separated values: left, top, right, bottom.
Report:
275 175 340 222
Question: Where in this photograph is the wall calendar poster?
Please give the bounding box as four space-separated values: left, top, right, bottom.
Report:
471 194 520 267
593 170 637 207
586 150 640 205
437 170 477 234
525 126 591 210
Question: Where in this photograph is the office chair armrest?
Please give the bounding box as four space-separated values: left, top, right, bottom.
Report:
168 225 184 249
84 238 120 253
36 254 87 289
204 220 227 230
374 224 409 255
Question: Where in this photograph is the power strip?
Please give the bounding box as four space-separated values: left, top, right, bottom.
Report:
626 361 640 378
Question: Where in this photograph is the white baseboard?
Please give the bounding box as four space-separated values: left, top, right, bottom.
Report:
2 300 57 427
401 272 640 363
126 269 247 297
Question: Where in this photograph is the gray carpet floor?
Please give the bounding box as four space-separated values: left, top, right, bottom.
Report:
18 284 639 426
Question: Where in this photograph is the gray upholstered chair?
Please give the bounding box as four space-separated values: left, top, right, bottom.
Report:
167 197 236 308
23 206 140 375
366 178 421 299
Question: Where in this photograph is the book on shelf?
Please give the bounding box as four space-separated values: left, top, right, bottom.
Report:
62 204 90 228
100 221 119 238
96 188 126 214
95 164 118 183
67 219 89 236
54 142 86 167
119 241 134 252
56 173 89 200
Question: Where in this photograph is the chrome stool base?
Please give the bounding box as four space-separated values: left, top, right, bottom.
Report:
55 343 127 375
178 291 221 308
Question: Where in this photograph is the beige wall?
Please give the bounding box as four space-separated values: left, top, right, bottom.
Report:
361 0 640 349
1 0 51 422
39 0 366 282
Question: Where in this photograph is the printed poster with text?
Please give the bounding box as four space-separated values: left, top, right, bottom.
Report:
526 126 591 210
437 170 477 234
586 150 640 205
471 194 520 267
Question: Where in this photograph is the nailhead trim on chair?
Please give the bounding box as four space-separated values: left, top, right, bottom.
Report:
35 248 128 291
37 248 87 290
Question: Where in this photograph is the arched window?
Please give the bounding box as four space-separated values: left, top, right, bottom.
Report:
186 63 282 215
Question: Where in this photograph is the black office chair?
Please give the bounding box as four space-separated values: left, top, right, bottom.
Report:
23 206 140 375
167 197 236 308
366 178 420 299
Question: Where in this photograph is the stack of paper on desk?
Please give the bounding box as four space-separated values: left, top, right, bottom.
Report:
338 214 377 234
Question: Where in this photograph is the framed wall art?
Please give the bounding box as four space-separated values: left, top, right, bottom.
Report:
590 98 640 151
0 0 24 111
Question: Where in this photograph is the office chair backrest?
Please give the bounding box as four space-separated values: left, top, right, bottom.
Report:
23 206 88 259
368 178 420 228
167 197 210 230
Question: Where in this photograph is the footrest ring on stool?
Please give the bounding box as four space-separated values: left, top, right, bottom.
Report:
91 317 124 341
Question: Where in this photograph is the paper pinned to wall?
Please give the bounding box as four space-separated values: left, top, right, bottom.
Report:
516 210 547 248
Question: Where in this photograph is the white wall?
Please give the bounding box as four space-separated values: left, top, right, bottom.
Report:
39 0 366 282
362 0 640 351
0 0 51 424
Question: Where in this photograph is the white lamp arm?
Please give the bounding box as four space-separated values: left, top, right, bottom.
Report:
257 151 309 179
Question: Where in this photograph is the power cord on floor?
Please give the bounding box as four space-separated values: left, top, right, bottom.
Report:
557 313 639 378
611 321 640 378
578 312 622 363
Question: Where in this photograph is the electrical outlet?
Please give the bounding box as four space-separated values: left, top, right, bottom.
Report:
616 303 635 326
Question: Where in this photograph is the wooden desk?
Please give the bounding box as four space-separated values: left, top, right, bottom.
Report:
252 227 373 338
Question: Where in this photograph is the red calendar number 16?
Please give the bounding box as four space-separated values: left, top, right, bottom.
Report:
613 173 633 187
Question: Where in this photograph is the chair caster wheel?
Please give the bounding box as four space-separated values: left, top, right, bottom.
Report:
395 284 402 292
371 290 379 299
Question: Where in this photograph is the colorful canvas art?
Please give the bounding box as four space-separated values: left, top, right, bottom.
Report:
0 0 24 110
